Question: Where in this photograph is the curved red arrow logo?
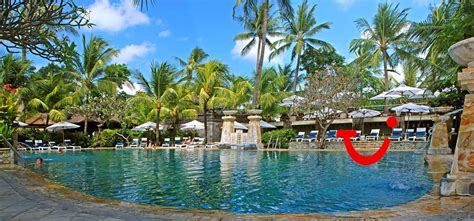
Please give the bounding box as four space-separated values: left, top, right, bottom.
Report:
337 116 398 166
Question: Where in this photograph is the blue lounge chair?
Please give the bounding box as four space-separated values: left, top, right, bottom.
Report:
35 140 50 151
389 128 403 141
175 137 186 148
115 141 124 149
140 138 148 148
325 130 337 142
129 139 139 148
405 129 416 141
296 132 305 142
350 130 362 141
302 130 318 142
365 129 380 141
415 128 427 141
162 138 170 147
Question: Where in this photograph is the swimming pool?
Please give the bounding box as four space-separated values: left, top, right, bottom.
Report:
24 150 433 214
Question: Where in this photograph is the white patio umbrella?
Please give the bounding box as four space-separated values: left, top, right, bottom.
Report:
133 122 163 131
181 120 205 130
280 95 306 107
386 84 424 97
370 91 402 100
13 120 28 127
392 103 431 128
46 121 80 144
260 120 277 129
409 89 436 99
234 121 248 130
349 109 381 134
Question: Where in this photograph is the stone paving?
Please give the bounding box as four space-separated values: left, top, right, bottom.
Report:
0 156 473 220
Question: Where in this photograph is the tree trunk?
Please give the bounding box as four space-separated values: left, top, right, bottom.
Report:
84 117 88 134
22 47 27 61
203 101 208 144
318 124 330 149
156 105 161 146
293 52 301 93
382 49 390 112
252 1 269 109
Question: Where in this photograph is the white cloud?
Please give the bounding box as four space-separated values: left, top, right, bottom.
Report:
158 30 171 38
231 36 285 65
155 19 163 26
88 0 149 32
177 37 189 41
119 83 144 95
334 0 356 9
113 42 155 64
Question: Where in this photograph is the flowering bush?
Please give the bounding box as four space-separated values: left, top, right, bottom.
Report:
0 83 18 124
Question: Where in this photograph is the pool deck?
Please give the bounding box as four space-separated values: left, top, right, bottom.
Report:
0 154 473 220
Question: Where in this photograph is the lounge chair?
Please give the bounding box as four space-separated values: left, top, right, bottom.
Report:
130 139 139 148
296 132 305 142
64 139 81 150
22 140 36 151
350 130 362 141
35 140 50 151
302 130 318 142
389 128 403 141
365 129 380 141
325 130 337 142
405 129 416 141
140 138 148 148
175 137 186 148
162 138 170 147
415 128 427 141
49 141 66 151
115 141 124 149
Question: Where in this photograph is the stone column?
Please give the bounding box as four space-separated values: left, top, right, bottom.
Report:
428 115 451 155
220 115 235 144
441 37 474 196
247 115 263 149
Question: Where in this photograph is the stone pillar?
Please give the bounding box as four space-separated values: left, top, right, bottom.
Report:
441 37 474 196
428 115 451 155
247 115 263 149
220 116 235 144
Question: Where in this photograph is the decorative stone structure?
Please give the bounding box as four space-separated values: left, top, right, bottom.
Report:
220 110 263 149
428 115 451 155
441 37 474 196
247 115 263 149
220 115 236 144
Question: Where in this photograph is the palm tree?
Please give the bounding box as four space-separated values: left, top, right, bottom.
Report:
195 60 228 144
349 3 414 110
161 85 198 144
216 75 253 109
270 0 333 93
129 62 178 145
258 67 291 120
0 54 31 88
234 0 293 109
175 47 208 85
20 72 73 126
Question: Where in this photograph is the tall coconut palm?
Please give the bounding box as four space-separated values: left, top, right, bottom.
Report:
129 62 178 145
234 0 293 109
195 60 228 144
65 35 123 132
20 72 73 126
258 67 291 120
349 3 414 110
175 47 208 85
270 0 333 93
161 85 198 144
0 54 31 88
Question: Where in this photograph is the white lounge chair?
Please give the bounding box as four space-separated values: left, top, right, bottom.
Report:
140 138 148 148
35 140 50 151
175 137 186 148
130 139 139 148
302 130 318 142
325 130 337 142
295 132 305 142
350 130 362 141
115 141 124 149
49 141 66 151
64 139 81 150
414 128 427 141
389 128 403 141
365 129 380 141
405 129 416 141
162 138 170 147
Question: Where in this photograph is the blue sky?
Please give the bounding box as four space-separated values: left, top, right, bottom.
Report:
26 0 440 91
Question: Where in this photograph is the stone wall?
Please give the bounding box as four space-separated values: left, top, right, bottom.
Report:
289 141 429 150
0 149 13 164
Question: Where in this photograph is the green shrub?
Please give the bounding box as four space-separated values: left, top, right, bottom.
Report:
262 129 297 148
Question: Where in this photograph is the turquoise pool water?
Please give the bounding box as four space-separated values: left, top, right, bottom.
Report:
24 150 432 214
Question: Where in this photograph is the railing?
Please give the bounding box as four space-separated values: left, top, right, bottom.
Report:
0 134 24 166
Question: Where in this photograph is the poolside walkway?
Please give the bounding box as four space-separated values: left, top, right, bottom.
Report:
0 156 473 220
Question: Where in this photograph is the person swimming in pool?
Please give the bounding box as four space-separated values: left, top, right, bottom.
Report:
35 157 43 167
